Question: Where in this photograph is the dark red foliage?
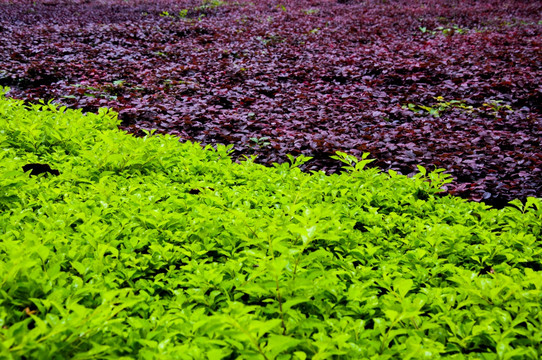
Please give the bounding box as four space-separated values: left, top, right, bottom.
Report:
1 0 541 207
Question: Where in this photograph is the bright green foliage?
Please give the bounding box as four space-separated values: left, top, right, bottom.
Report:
159 0 226 21
0 88 541 359
302 8 320 16
419 25 469 36
403 96 513 118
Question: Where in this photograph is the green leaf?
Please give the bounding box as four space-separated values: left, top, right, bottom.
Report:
393 278 413 298
264 335 302 358
70 261 87 276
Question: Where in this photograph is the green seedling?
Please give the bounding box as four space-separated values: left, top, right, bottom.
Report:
483 100 512 116
159 10 174 18
419 24 469 36
405 97 512 118
404 96 474 117
302 8 320 15
249 136 271 149
198 0 227 10
178 9 188 18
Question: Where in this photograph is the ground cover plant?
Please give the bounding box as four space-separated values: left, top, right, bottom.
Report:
0 0 541 208
1 91 542 359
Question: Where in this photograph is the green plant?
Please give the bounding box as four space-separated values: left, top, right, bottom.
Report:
403 97 473 117
502 19 542 27
178 8 188 18
153 50 168 57
249 136 271 149
302 8 319 15
0 87 541 359
159 10 174 18
160 0 225 22
198 0 227 10
483 100 512 117
404 96 475 117
404 97 513 119
112 80 125 87
256 33 284 45
162 79 174 88
69 81 128 100
439 25 468 35
419 24 469 36
276 4 287 12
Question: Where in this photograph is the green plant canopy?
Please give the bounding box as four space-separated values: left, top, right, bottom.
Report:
0 89 541 359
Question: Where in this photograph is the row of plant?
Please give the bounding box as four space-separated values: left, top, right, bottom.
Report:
1 90 541 359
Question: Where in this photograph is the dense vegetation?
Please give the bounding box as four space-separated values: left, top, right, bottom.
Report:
1 91 541 359
0 0 541 207
1 0 541 358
